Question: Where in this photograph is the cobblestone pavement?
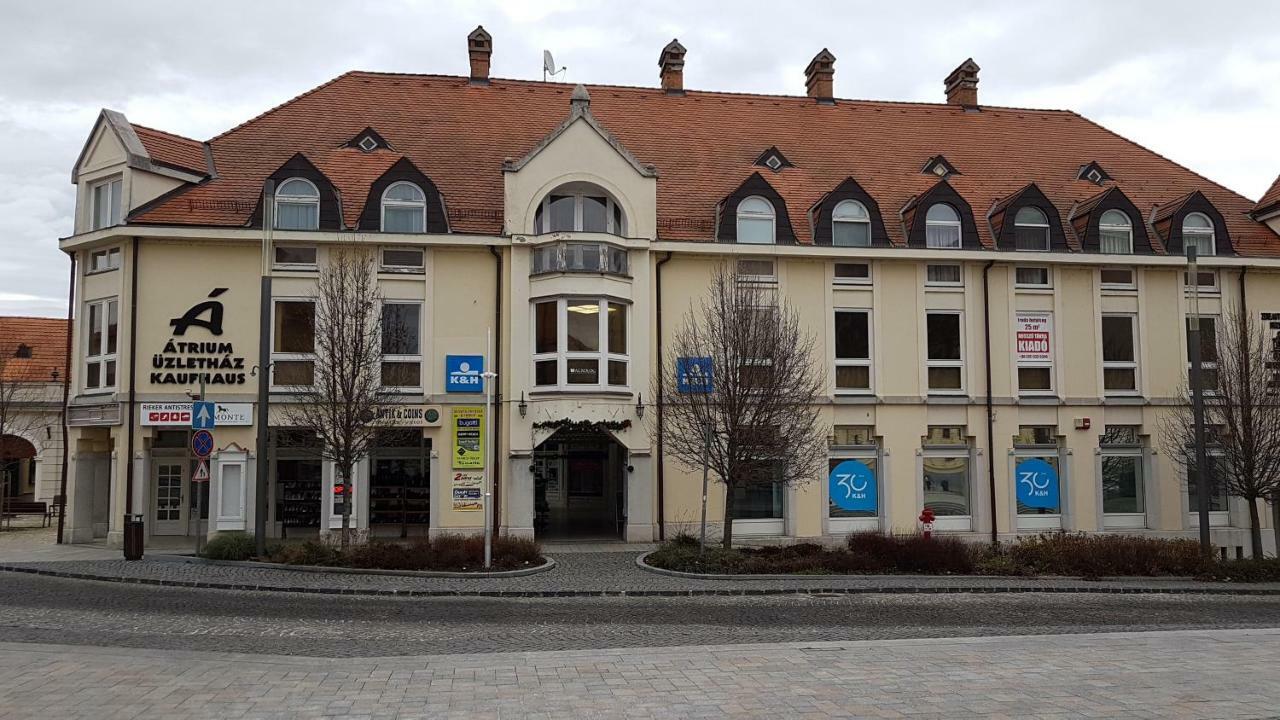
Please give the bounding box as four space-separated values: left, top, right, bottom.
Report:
2 573 1279 657
5 551 1280 595
2 629 1279 719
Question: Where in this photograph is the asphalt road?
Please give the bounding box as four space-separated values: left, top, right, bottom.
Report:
1 573 1278 657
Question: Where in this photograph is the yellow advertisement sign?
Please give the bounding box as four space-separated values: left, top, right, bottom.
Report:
452 406 485 469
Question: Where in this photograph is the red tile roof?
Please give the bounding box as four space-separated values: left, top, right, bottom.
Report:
132 125 209 176
1256 174 1280 216
0 316 69 383
130 71 1280 254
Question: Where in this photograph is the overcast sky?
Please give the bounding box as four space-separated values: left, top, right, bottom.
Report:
2 1 1278 317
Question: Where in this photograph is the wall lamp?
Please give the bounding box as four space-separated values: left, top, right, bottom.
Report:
518 391 528 418
635 392 645 418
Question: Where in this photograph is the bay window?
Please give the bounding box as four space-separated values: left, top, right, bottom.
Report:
381 302 422 388
272 300 316 387
84 298 118 391
834 309 872 393
532 298 628 389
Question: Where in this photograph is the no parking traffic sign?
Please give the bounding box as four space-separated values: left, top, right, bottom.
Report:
191 429 214 458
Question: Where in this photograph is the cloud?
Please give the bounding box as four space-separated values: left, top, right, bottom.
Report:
2 0 1278 317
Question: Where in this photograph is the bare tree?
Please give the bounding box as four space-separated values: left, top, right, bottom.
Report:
280 246 394 549
0 336 50 530
1160 308 1280 558
657 261 827 549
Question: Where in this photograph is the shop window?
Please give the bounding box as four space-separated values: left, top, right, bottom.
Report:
922 426 970 526
381 302 422 389
925 311 964 392
1187 455 1229 521
1014 425 1061 527
84 297 118 391
532 298 628 389
834 309 872 393
1101 314 1138 394
272 300 316 387
828 429 878 526
273 429 323 533
1101 425 1145 528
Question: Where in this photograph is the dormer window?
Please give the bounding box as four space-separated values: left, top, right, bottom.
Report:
1013 206 1050 251
925 203 962 249
736 196 776 244
534 183 625 235
14 344 32 359
754 146 792 173
344 127 391 153
90 177 123 230
832 200 871 247
1099 210 1133 254
1182 212 1216 257
274 178 320 231
1077 161 1112 186
381 182 426 233
358 136 378 152
922 155 959 180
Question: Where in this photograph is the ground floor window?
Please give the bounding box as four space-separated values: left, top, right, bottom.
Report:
1014 426 1061 529
369 430 430 537
1187 455 1230 522
922 426 970 524
732 482 783 520
1101 425 1145 528
272 429 322 536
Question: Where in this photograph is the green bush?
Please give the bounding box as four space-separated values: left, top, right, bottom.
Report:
264 535 544 572
1199 557 1280 583
201 532 256 561
1006 533 1209 578
846 531 975 574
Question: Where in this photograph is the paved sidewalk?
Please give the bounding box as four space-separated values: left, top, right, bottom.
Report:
1 628 1278 718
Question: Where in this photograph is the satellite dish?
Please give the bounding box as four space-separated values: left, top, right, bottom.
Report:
543 50 556 78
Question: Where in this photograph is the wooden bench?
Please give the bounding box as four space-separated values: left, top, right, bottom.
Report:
2 501 50 527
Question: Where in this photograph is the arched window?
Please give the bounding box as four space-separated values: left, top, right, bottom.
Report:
381 182 426 233
1098 209 1133 254
735 196 776 244
275 178 320 231
1013 206 1049 251
924 203 961 249
534 183 626 235
1182 212 1216 257
832 200 871 247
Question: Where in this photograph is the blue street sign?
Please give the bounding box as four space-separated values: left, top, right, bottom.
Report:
1015 458 1060 510
191 429 215 459
191 401 216 430
828 459 877 512
676 357 714 393
445 355 484 393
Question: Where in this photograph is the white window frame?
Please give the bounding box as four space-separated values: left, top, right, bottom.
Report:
1184 268 1219 294
925 310 965 394
1099 266 1136 291
379 247 425 274
921 439 972 531
925 264 963 288
271 298 316 390
924 203 962 249
214 449 248 531
380 301 423 392
88 247 122 274
83 297 118 393
1014 265 1051 289
1182 212 1216 257
90 176 123 230
1100 428 1145 529
736 258 777 284
1098 210 1133 254
274 177 320 231
535 187 626 235
827 445 881 533
1015 311 1054 396
531 298 629 390
1012 206 1050 252
833 262 871 286
832 199 872 248
834 308 873 395
273 244 318 270
380 181 427 233
1186 315 1219 395
1101 314 1140 396
1185 449 1230 528
736 195 776 245
1012 430 1063 530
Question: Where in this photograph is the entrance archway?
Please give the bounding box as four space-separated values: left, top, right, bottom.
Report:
533 426 627 540
0 434 37 503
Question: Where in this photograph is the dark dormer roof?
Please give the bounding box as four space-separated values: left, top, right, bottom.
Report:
1151 190 1234 256
901 179 981 250
1076 161 1112 186
716 172 797 244
921 155 960 180
344 127 393 153
810 177 891 248
988 183 1070 252
1068 187 1157 254
357 156 449 233
754 146 793 173
248 153 343 230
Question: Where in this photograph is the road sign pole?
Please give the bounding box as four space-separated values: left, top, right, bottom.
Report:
193 377 208 556
482 329 495 569
699 422 710 556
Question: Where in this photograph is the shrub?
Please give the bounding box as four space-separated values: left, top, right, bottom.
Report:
1007 533 1209 578
1199 557 1280 583
846 531 975 574
268 540 341 567
201 532 256 561
264 535 544 572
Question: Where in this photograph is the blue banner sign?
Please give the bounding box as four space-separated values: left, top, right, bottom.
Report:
445 355 484 393
1015 458 1060 509
191 401 216 429
676 357 714 393
828 459 877 512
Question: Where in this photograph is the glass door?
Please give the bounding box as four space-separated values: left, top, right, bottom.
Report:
153 461 187 535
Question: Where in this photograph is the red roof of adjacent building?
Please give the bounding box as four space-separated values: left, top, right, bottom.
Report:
132 125 209 177
1256 174 1280 217
128 71 1280 254
0 316 69 383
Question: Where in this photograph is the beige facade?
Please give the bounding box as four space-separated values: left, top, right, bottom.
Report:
57 90 1280 556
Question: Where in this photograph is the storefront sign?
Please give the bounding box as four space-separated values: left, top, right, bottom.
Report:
1015 458 1060 509
828 459 877 512
676 357 714 393
374 405 442 426
451 471 484 511
1015 312 1053 363
445 355 484 393
150 289 248 386
140 402 253 426
452 406 485 469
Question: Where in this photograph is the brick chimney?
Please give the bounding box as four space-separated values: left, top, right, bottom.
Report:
944 58 980 107
804 49 836 103
659 39 686 94
468 26 492 84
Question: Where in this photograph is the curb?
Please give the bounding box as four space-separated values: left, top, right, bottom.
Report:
147 553 557 579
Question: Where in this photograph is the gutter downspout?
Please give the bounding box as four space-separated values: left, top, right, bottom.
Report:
655 251 673 541
55 251 75 544
254 181 275 558
488 245 503 535
983 260 997 545
123 236 141 554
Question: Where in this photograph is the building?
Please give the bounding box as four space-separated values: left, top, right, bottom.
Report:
0 316 68 509
58 30 1280 554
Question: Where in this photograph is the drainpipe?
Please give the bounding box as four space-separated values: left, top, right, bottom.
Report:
123 236 141 555
982 259 998 545
488 245 503 534
655 251 673 541
56 251 76 544
254 180 275 558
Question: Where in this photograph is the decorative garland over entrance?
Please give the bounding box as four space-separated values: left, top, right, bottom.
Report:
531 418 632 432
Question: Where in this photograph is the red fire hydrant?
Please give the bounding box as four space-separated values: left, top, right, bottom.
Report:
919 507 936 539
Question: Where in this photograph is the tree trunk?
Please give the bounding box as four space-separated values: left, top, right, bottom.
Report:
721 484 735 549
1272 495 1280 559
339 464 351 551
1248 497 1263 560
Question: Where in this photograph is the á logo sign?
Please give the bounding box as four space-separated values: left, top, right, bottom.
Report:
170 288 228 336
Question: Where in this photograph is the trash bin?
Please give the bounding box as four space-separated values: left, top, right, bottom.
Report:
123 514 145 561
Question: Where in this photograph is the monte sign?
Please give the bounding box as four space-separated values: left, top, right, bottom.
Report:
139 402 253 427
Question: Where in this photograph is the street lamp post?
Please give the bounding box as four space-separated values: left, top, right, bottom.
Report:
482 328 498 569
1187 246 1211 555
